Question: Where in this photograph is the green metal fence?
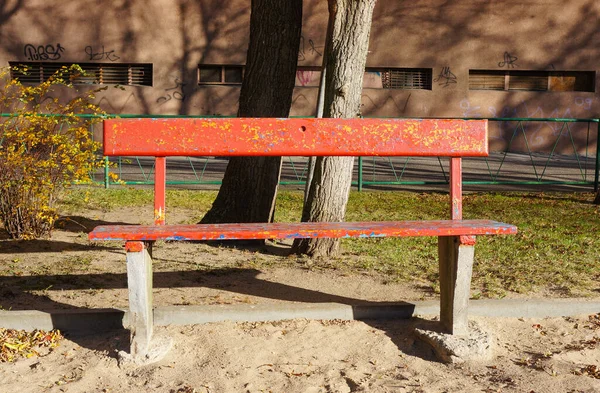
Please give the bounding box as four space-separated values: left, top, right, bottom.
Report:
2 114 598 191
353 117 600 191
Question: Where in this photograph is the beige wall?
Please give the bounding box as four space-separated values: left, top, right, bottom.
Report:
0 0 598 126
0 0 251 115
365 0 600 121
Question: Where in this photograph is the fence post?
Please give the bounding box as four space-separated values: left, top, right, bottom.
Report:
595 120 600 192
358 156 363 192
104 156 109 189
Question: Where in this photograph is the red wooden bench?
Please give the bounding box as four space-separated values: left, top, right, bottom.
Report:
89 117 517 362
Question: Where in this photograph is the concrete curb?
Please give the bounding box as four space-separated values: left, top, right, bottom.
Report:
0 309 127 332
1 299 598 332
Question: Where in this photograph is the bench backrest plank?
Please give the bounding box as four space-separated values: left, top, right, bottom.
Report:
103 118 488 157
103 117 488 225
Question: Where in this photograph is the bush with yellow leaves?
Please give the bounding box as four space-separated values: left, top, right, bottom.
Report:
0 65 106 239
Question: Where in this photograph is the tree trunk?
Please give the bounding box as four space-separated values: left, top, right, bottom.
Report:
200 0 302 224
293 0 376 257
303 3 334 205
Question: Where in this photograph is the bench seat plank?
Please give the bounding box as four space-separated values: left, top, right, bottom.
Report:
89 219 517 242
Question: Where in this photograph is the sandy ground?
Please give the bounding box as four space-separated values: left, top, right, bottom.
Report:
1 316 600 392
1 206 599 392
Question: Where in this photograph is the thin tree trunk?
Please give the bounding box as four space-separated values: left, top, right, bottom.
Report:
303 5 334 205
200 0 302 225
293 0 376 256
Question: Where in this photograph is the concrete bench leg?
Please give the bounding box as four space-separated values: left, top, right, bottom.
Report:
438 235 475 336
125 241 155 360
418 235 492 363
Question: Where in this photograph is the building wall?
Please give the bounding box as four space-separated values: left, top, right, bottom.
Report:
362 0 600 121
0 0 598 128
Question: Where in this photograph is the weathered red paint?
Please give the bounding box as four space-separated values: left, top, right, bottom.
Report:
450 157 462 220
103 118 488 157
459 235 477 246
91 117 517 249
154 157 166 225
125 241 145 252
89 220 517 242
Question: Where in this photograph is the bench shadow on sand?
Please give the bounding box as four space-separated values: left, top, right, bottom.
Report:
1 219 442 361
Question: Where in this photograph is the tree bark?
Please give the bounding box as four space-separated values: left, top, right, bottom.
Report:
200 0 302 224
303 2 334 205
293 0 377 257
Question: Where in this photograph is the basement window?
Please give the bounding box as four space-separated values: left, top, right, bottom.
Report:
294 67 433 89
372 68 432 90
469 70 595 92
197 65 434 90
9 62 153 86
198 65 244 85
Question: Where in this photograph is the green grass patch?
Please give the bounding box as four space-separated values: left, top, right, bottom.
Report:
58 188 600 298
59 187 217 213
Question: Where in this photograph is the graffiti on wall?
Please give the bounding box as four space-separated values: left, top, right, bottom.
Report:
24 43 65 61
85 45 120 62
459 99 482 118
361 93 412 114
157 77 186 105
294 69 386 88
296 70 318 87
97 93 145 116
498 52 518 68
575 97 594 111
434 67 457 87
298 36 323 61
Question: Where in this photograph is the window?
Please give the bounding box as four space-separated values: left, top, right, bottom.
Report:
9 62 153 86
469 70 595 92
198 65 243 85
197 65 434 90
294 67 433 90
375 68 432 90
469 71 505 91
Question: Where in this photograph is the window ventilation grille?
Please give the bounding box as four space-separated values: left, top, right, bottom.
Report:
9 62 153 86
